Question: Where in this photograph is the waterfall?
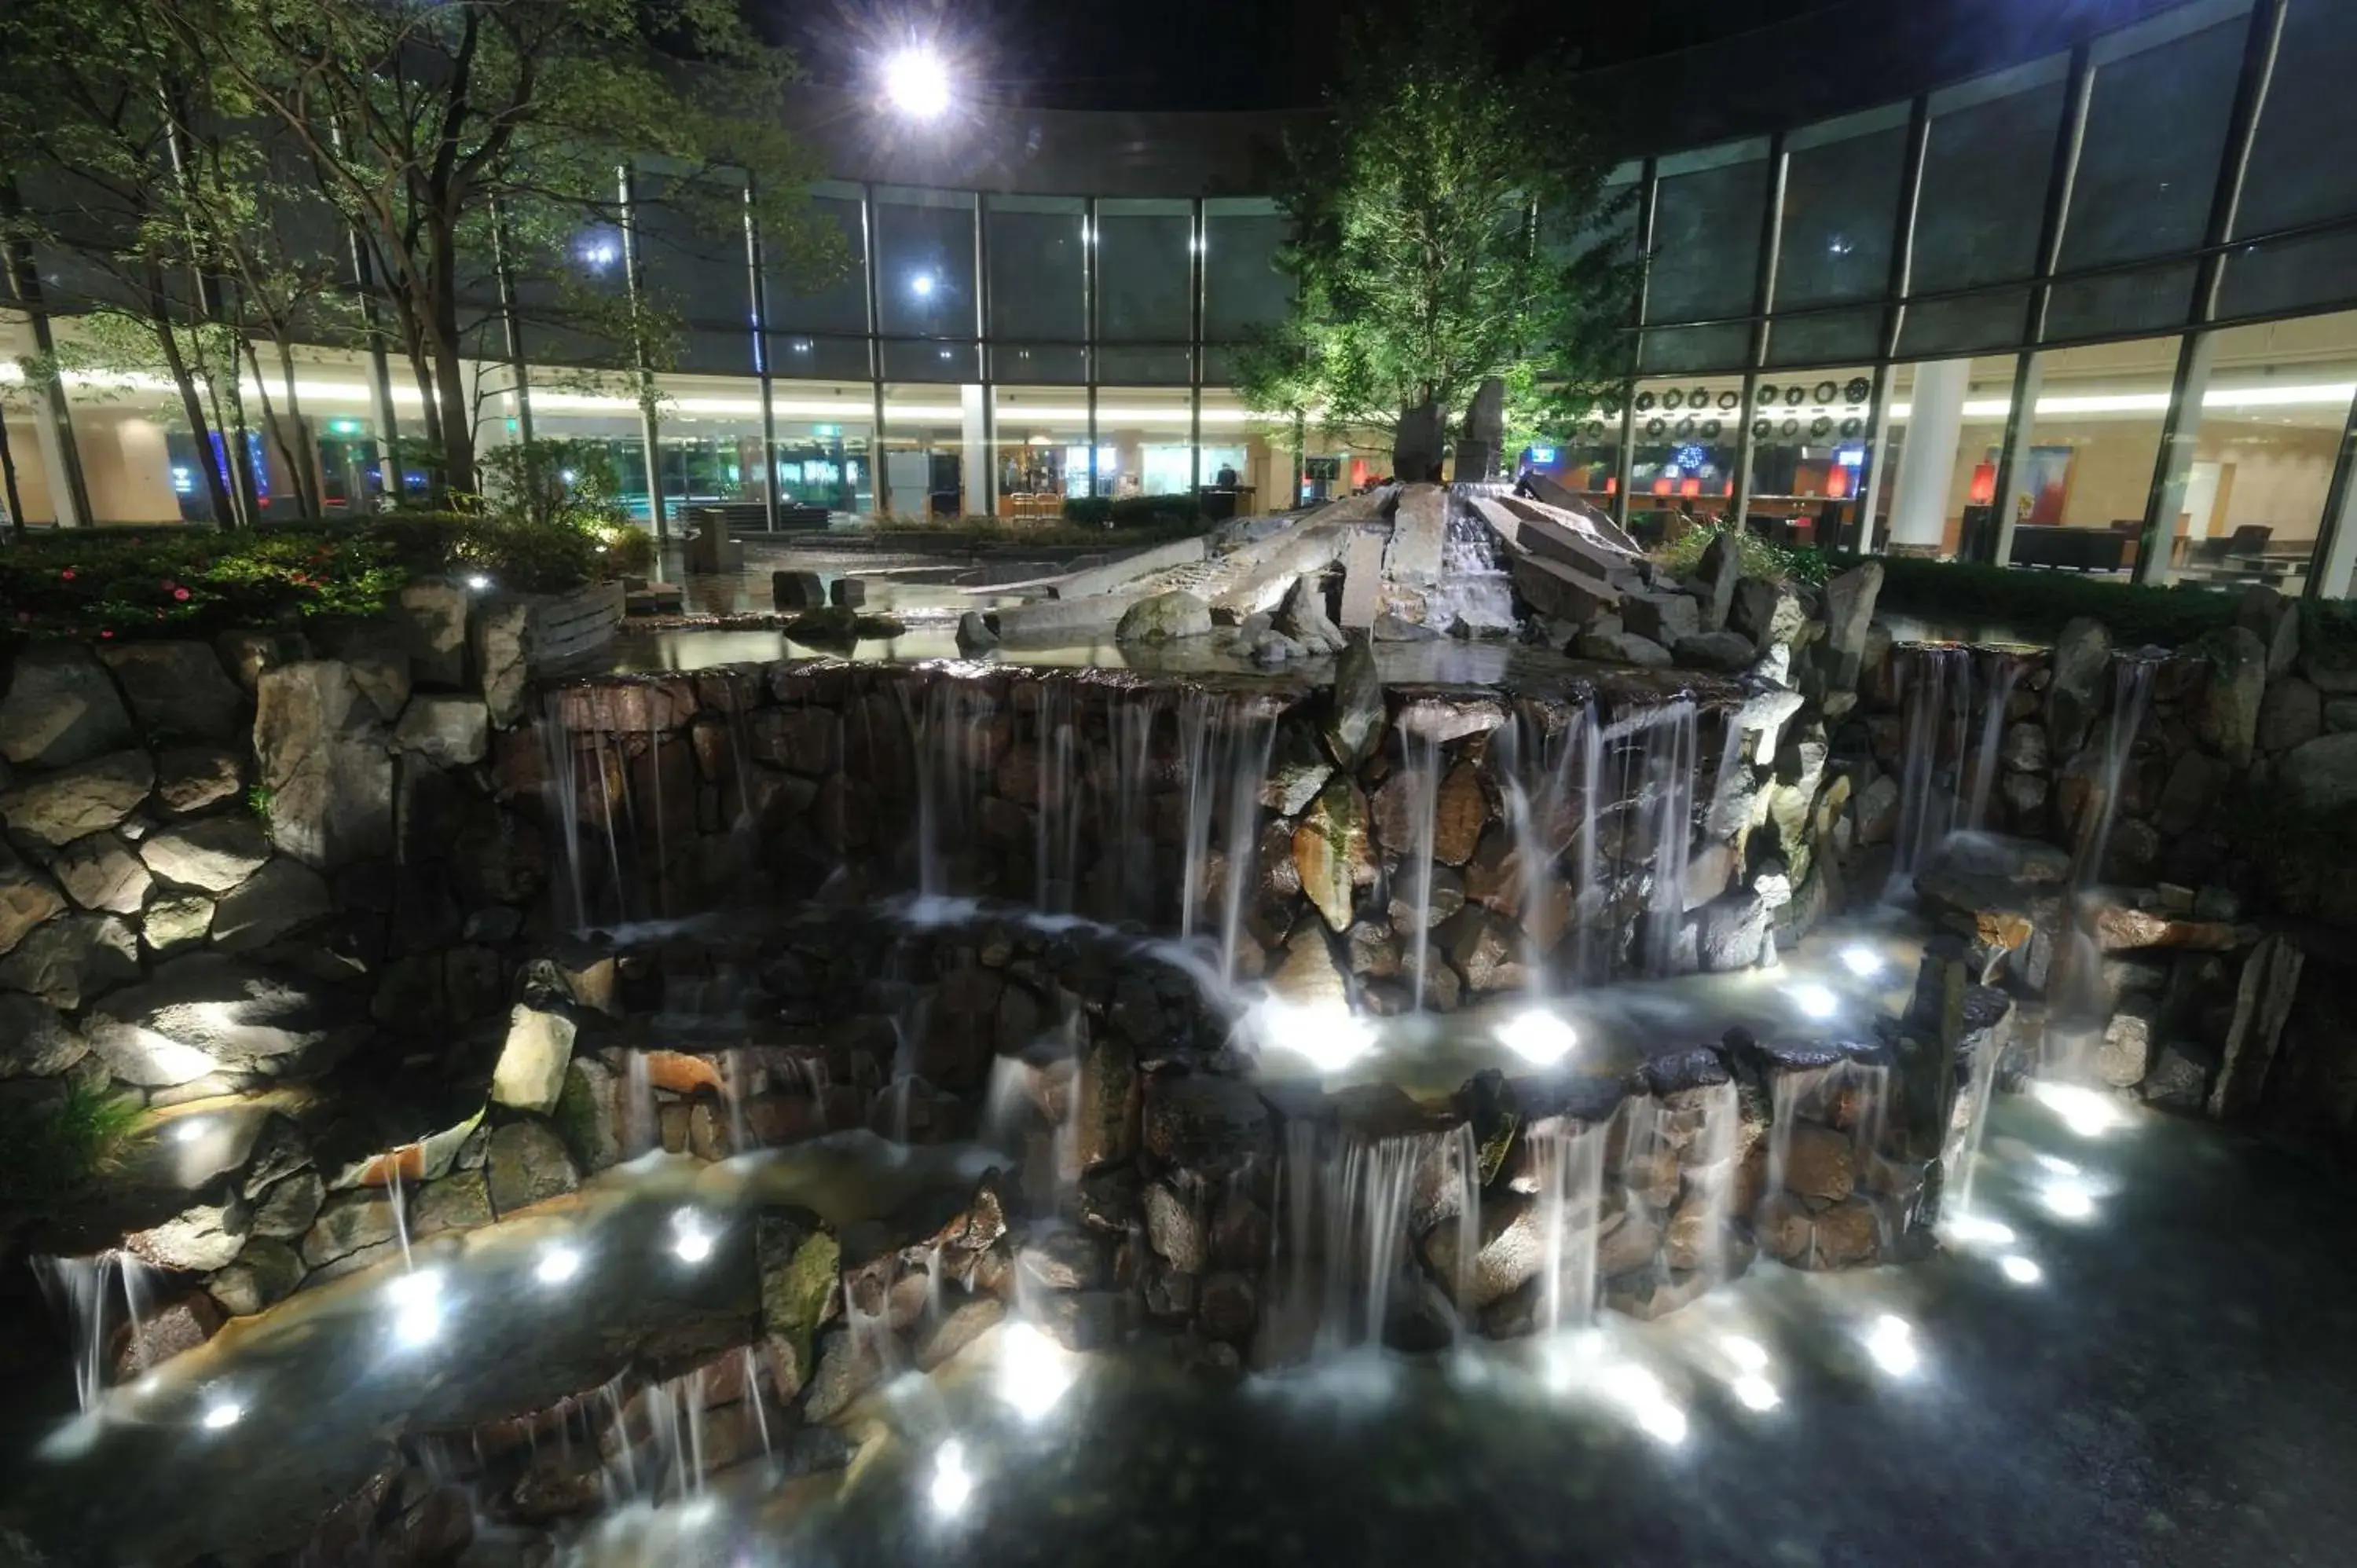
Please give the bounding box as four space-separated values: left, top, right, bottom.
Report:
1942 1020 2007 1222
1891 645 1974 884
622 1053 656 1156
1400 731 1442 1010
909 677 1000 901
1529 1121 1608 1334
1760 1058 1896 1263
1176 691 1277 981
1493 703 1587 997
33 1251 165 1411
1592 699 1698 979
2075 657 2157 887
1963 652 2025 833
540 694 589 932
388 1165 413 1270
1314 1133 1430 1352
1032 680 1082 913
1106 691 1170 918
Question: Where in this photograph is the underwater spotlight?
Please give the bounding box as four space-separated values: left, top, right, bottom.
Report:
384 1269 446 1350
2028 1081 2130 1138
671 1208 715 1265
2040 1181 2095 1221
929 1438 975 1517
1862 1313 1918 1377
1731 1374 1781 1412
200 1398 244 1431
1252 998 1376 1073
2000 1255 2043 1285
1840 945 1884 978
1494 1009 1579 1066
995 1322 1080 1421
535 1244 583 1286
1787 982 1839 1020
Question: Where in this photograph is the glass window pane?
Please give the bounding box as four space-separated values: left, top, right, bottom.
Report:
990 344 1087 383
880 339 977 382
767 333 871 383
1098 199 1193 342
2219 231 2357 321
1878 357 2018 559
1900 292 2030 359
2159 312 2357 592
1747 368 1878 548
881 383 974 518
1765 308 1882 369
1198 389 1271 511
1914 59 2069 294
2236 0 2357 238
2044 263 2198 343
2003 335 2180 573
992 386 1094 507
1098 346 1193 384
770 376 875 515
513 216 633 370
1094 387 1196 496
1776 108 1909 313
1629 375 1745 534
1647 141 1770 324
986 196 1085 343
1521 402 1621 507
874 188 976 339
1204 197 1289 342
2059 7 2251 272
1639 324 1750 374
768 185 869 336
636 171 750 339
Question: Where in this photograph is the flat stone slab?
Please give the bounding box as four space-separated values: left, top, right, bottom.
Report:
1205 524 1352 623
1385 483 1447 587
989 593 1146 647
1339 528 1387 629
1051 536 1210 599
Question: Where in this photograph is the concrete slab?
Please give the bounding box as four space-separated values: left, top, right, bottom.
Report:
1512 481 1644 556
1338 528 1387 630
1049 536 1209 599
1205 525 1351 623
988 593 1143 647
1384 483 1448 586
1512 555 1621 624
1497 496 1645 585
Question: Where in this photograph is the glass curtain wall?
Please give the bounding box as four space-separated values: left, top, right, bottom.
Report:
1628 373 1746 537
1995 338 2181 575
1745 369 1879 546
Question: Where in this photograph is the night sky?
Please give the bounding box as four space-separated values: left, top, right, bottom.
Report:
753 0 1860 112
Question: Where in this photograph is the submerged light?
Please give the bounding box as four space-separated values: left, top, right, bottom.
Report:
1787 982 1839 1020
1839 944 1884 978
1597 1362 1688 1447
2000 1255 2044 1285
2028 1081 2130 1138
928 1438 975 1518
1251 998 1377 1073
1862 1313 1918 1377
671 1208 715 1265
995 1321 1079 1421
384 1269 446 1349
1730 1374 1781 1412
200 1397 244 1431
1945 1213 2016 1247
2040 1180 2096 1221
1494 1009 1579 1067
534 1244 583 1286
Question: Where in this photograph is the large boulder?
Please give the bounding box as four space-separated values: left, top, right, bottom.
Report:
0 848 67 957
1574 630 1672 668
396 580 471 687
1695 532 1741 632
2046 617 2111 757
2278 732 2357 815
2257 677 2322 754
1621 591 1700 647
486 1121 579 1214
1293 775 1375 932
140 817 271 895
0 645 134 768
1673 631 1756 673
0 914 137 1008
51 833 152 915
1274 574 1347 656
0 993 87 1077
99 641 244 742
1321 632 1386 768
392 695 490 766
83 954 358 1084
1115 591 1213 643
253 661 394 869
1817 562 1883 691
2190 627 2269 768
209 858 332 952
0 750 154 846
1730 577 1806 650
490 1006 577 1115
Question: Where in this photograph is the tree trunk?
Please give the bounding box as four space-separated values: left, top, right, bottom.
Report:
427 226 475 497
251 335 319 519
0 410 24 536
143 258 235 529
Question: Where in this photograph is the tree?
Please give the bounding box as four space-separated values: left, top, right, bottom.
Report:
164 0 848 498
1234 2 1637 479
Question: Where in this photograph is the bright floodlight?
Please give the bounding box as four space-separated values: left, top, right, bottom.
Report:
995 1322 1079 1422
1840 944 1884 978
2040 1180 2095 1221
1597 1363 1688 1446
929 1439 975 1518
2029 1081 2130 1138
1253 998 1376 1073
1787 982 1839 1020
1863 1313 1918 1377
1719 1334 1770 1375
1494 1009 1578 1067
200 1398 243 1431
172 1119 207 1145
884 47 952 119
535 1244 583 1286
2000 1255 2044 1285
1731 1373 1781 1412
384 1269 446 1350
1945 1213 2016 1247
672 1208 714 1265
465 574 491 592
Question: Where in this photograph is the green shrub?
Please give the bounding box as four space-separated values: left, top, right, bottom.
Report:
1061 494 1205 529
1 526 410 639
1856 555 2244 647
1651 522 1831 587
0 1083 148 1210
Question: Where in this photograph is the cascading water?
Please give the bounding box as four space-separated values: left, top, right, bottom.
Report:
1492 702 1591 996
1963 652 2025 833
909 678 1001 901
1314 1134 1431 1352
1177 691 1277 981
2075 656 2157 887
32 1251 164 1411
1528 1121 1608 1334
1890 645 1975 885
1594 699 1699 979
1398 731 1443 1010
1761 1059 1897 1260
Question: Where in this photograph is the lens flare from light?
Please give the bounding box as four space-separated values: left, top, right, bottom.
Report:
1731 1373 1781 1412
384 1269 445 1349
672 1208 714 1264
1839 944 1885 978
1597 1363 1688 1446
1720 1334 1770 1374
2000 1255 2044 1285
200 1398 243 1431
929 1438 974 1518
1494 1009 1579 1066
1863 1313 1918 1377
1787 982 1838 1020
883 48 952 119
2028 1081 2131 1138
1251 998 1377 1073
2040 1181 2095 1221
535 1244 583 1286
995 1322 1079 1421
1944 1213 2016 1247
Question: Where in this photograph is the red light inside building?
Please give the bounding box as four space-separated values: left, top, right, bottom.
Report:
1681 478 1702 496
1969 462 1996 506
1652 477 1673 495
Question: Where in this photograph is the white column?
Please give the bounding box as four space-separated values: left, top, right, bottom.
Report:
1888 357 1970 553
1991 352 2047 568
959 383 987 518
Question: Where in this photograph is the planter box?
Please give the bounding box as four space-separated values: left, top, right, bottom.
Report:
523 582 626 669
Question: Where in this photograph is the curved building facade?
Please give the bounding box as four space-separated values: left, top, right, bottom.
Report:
6 0 2357 596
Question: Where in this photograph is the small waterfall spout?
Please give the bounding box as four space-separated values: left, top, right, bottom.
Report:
33 1251 165 1411
1177 691 1278 982
1890 645 1975 886
1529 1120 1608 1333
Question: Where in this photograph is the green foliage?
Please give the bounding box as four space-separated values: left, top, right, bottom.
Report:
0 1083 148 1208
472 438 658 581
1858 555 2245 647
1652 523 1832 588
1233 0 1637 449
246 783 277 819
1 527 409 639
1060 495 1208 530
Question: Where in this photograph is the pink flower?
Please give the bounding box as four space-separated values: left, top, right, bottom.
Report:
173 588 190 602
60 568 75 581
99 628 113 639
160 578 177 591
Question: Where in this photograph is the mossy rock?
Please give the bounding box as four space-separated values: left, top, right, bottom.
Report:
757 1211 840 1398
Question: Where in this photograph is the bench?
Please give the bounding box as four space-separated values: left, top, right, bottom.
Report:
2010 526 2128 573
